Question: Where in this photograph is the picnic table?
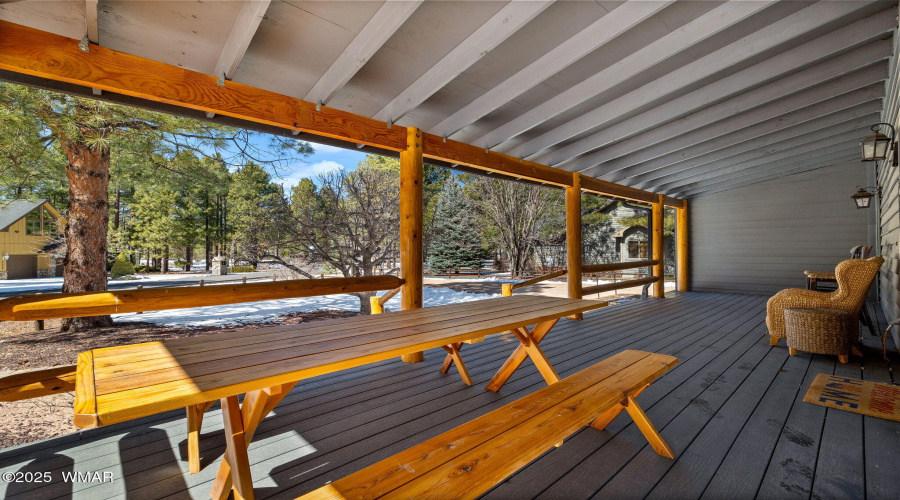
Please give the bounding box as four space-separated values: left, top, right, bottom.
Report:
73 295 606 500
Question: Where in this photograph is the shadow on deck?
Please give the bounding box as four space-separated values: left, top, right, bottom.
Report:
0 292 898 499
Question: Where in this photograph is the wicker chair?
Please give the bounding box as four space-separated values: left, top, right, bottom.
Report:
766 256 884 346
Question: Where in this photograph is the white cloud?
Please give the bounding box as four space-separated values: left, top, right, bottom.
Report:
275 160 345 188
308 143 346 154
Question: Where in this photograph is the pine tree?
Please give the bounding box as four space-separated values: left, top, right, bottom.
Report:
428 180 484 272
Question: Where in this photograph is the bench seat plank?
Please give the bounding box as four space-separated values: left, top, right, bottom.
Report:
299 350 678 500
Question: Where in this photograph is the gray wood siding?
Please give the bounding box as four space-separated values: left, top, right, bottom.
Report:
689 161 869 294
877 26 899 350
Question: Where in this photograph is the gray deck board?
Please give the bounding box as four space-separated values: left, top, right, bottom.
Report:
0 292 897 500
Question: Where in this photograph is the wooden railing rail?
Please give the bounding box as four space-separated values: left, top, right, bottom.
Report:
0 275 404 322
582 276 660 296
502 260 662 299
581 260 658 274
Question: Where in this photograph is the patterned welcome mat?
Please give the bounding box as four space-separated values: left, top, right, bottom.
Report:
804 374 900 422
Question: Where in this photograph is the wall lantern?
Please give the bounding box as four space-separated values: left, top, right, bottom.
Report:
860 123 897 165
851 186 880 209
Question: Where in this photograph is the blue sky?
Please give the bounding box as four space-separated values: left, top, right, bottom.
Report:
242 132 370 190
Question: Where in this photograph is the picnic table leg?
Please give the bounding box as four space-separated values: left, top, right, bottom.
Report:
440 343 473 386
186 400 216 473
219 395 254 500
486 319 559 392
211 382 297 500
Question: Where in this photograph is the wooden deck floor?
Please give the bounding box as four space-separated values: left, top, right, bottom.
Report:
1 292 898 499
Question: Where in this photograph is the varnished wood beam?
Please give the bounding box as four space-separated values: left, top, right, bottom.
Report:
400 127 424 363
676 201 688 292
0 20 408 151
566 173 583 319
651 194 665 298
0 20 684 207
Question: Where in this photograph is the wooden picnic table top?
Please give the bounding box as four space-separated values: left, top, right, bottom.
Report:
74 295 606 428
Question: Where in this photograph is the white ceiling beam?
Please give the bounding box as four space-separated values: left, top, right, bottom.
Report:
677 155 860 198
304 0 423 106
84 0 98 44
429 0 678 139
654 123 875 193
538 40 891 170
607 111 878 187
656 137 859 194
474 0 775 152
212 0 271 82
603 82 886 183
500 0 883 160
372 0 554 124
560 13 896 172
545 40 892 170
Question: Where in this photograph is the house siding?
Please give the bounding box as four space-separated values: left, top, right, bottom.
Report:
689 161 869 295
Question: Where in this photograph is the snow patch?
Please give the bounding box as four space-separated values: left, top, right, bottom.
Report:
112 286 499 328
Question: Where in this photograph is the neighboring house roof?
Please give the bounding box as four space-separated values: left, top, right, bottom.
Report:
0 199 46 232
613 225 647 239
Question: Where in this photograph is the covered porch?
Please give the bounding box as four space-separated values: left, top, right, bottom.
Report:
1 1 899 498
0 292 896 499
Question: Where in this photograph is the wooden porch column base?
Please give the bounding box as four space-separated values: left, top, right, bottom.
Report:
401 352 424 363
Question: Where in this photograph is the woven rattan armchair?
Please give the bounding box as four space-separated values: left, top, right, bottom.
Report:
766 256 884 346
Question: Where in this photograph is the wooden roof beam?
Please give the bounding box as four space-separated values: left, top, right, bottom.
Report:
611 90 885 185
677 156 859 198
623 115 877 190
213 0 271 82
499 1 885 161
372 0 553 124
475 0 774 152
430 0 675 139
0 20 682 206
662 143 861 196
562 46 892 173
303 0 423 107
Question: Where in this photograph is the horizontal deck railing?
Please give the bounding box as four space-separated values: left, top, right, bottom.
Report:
0 275 404 322
502 259 660 298
0 275 404 402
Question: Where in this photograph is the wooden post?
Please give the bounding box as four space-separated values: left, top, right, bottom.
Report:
676 200 689 292
370 295 383 315
400 127 424 363
32 292 43 331
501 283 513 297
566 172 583 319
652 194 665 298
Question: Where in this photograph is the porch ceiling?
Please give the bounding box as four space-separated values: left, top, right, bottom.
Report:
0 0 896 198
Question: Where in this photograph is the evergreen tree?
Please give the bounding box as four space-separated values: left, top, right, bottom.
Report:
110 252 135 279
229 162 287 266
428 180 484 272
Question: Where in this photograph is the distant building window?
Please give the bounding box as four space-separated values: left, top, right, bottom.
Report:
628 241 648 259
43 208 58 235
25 210 41 235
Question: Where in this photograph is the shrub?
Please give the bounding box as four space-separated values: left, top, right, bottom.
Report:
110 252 136 279
229 265 256 273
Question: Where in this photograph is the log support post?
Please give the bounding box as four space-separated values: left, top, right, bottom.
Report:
400 127 424 363
566 173 583 319
652 194 665 298
676 200 689 292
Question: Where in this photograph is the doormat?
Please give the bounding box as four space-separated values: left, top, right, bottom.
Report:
804 374 900 422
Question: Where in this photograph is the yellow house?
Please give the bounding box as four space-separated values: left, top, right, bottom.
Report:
0 199 66 280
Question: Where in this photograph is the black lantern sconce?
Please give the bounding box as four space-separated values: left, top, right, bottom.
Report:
851 186 880 209
860 123 897 165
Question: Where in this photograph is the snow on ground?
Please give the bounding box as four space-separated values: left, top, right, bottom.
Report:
112 286 500 328
0 277 65 293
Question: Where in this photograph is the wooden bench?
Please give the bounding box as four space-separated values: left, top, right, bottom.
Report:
298 349 678 500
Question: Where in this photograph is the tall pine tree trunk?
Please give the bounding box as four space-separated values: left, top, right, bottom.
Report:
61 140 113 331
